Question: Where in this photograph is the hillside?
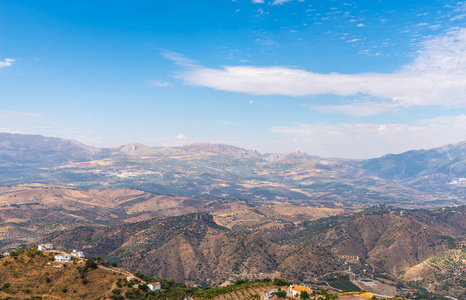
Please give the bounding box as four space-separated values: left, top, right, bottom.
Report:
37 206 466 298
402 249 466 298
0 247 123 299
0 184 352 252
361 141 466 198
2 132 464 207
0 184 220 250
45 213 347 286
278 206 461 277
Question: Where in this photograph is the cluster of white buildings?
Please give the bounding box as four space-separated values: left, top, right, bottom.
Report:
38 244 85 262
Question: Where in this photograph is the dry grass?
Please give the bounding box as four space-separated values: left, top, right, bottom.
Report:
0 250 125 299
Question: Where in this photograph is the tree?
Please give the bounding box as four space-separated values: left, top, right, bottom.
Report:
85 258 98 270
138 284 148 292
273 288 287 298
273 278 292 286
300 290 310 299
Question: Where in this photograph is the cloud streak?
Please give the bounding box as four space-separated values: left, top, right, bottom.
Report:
0 58 15 68
169 28 466 108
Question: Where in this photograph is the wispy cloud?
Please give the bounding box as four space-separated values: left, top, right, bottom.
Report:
148 80 170 87
0 58 15 68
271 115 466 158
272 0 292 5
251 0 264 3
308 101 399 117
167 27 466 108
175 133 188 139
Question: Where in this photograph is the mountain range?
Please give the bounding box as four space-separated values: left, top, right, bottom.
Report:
1 132 464 207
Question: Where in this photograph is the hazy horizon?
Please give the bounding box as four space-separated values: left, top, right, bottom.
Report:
2 130 464 160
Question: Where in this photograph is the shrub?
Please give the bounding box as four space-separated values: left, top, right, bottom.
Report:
138 284 148 292
112 289 121 295
273 278 291 286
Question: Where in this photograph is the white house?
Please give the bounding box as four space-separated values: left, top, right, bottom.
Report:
71 250 85 258
148 282 161 291
54 254 71 262
288 285 312 297
38 244 53 251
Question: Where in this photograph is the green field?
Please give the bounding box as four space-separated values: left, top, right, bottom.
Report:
329 281 361 292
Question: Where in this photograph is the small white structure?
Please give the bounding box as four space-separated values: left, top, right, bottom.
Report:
38 244 53 251
54 254 71 262
71 250 85 258
148 282 161 291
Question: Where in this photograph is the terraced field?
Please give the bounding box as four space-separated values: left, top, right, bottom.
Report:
192 282 273 300
329 281 361 292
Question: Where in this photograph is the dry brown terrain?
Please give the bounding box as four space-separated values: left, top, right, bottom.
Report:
0 249 125 299
0 184 352 252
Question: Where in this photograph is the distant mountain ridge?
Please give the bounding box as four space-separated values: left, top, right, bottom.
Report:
113 142 262 159
1 131 464 164
362 140 466 179
0 132 102 164
0 132 465 206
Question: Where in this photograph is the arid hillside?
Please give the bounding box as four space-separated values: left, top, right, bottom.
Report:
0 184 352 252
45 213 346 286
41 205 466 299
0 247 124 299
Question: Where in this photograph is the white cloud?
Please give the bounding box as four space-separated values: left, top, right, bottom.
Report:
270 115 466 158
0 58 15 68
169 27 466 108
148 80 170 87
175 133 188 139
308 101 399 117
272 0 292 5
251 0 264 3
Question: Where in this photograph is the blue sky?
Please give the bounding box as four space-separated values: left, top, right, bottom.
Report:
1 0 466 158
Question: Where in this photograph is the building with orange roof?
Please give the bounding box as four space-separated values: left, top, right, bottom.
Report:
288 285 313 297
